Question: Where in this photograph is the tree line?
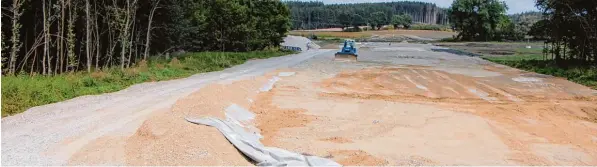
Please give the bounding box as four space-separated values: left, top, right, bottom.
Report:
533 0 597 66
285 1 449 30
1 0 291 75
448 0 596 66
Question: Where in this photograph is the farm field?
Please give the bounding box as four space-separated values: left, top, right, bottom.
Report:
290 29 456 40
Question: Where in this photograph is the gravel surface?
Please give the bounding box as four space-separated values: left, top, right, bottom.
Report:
1 49 332 166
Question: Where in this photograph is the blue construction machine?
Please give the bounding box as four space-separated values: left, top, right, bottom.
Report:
334 39 358 61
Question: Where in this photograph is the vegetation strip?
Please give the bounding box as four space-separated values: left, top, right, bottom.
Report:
483 55 597 90
2 0 294 117
1 51 293 117
2 1 291 76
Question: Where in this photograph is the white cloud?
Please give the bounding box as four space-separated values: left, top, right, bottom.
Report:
306 0 538 14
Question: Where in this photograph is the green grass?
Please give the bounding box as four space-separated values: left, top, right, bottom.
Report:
483 54 544 61
1 50 294 117
482 54 597 89
409 24 451 31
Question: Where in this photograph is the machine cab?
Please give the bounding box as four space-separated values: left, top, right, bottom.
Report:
341 39 356 51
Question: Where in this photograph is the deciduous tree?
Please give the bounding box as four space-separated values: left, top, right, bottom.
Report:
448 0 508 41
369 12 387 30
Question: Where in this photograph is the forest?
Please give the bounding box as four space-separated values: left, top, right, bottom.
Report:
285 1 449 30
1 0 291 75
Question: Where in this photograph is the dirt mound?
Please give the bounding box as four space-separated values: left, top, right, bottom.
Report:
67 76 273 165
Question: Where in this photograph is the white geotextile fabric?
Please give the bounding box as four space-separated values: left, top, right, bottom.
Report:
281 35 321 51
185 117 341 166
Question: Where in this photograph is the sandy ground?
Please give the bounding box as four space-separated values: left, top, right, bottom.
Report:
3 43 597 165
264 67 597 165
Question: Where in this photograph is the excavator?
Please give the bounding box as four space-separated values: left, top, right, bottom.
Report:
334 39 358 61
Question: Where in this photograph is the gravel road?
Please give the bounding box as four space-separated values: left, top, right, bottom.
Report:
1 50 332 165
3 42 597 165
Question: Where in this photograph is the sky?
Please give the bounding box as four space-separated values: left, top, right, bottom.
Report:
300 0 538 14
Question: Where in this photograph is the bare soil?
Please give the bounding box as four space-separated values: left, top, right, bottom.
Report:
253 63 597 165
6 44 596 166
251 88 315 146
64 47 597 165
68 75 272 165
329 150 389 166
320 137 353 144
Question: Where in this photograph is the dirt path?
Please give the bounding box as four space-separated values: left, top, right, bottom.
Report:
3 43 597 165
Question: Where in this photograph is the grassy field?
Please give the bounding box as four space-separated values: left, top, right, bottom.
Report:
1 51 294 117
480 48 597 89
409 24 452 31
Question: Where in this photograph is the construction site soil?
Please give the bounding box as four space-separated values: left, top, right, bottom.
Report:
4 43 597 166
71 43 597 165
